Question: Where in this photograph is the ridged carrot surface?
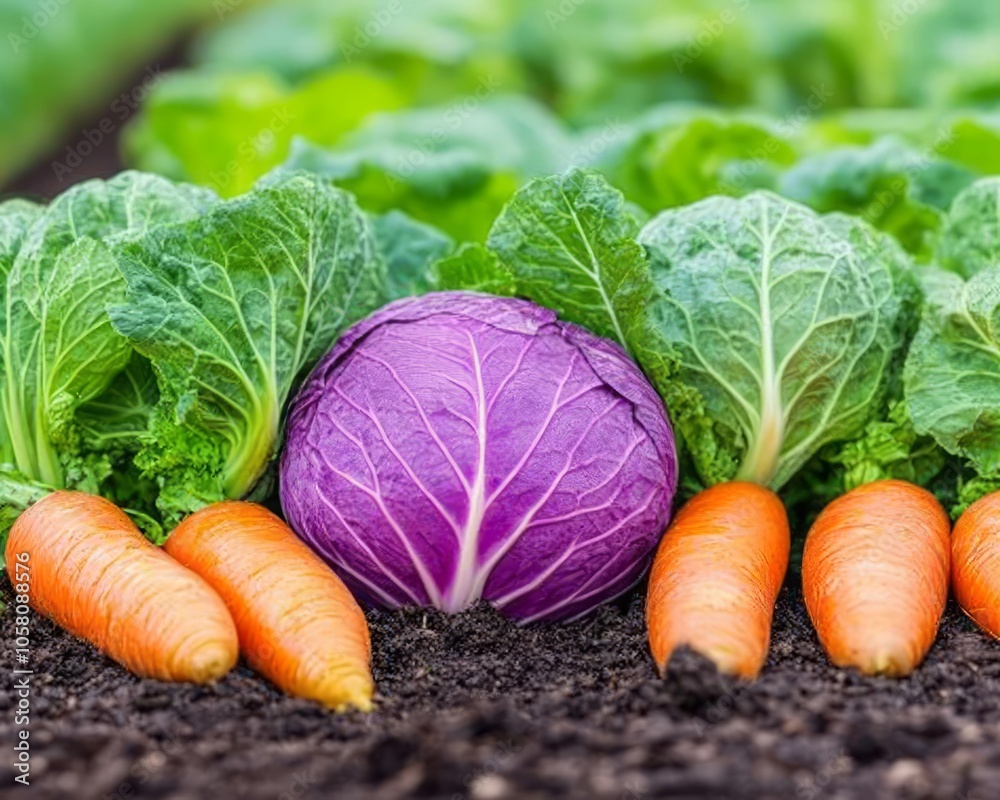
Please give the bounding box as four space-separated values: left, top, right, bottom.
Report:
165 501 374 712
5 491 238 683
802 479 950 677
952 491 1000 640
646 482 790 679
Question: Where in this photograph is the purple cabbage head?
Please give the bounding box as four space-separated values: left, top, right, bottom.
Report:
280 292 677 622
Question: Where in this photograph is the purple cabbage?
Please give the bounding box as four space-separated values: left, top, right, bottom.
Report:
279 292 677 622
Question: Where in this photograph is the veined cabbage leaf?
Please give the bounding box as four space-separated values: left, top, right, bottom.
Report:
109 171 389 524
466 169 911 496
486 169 651 352
1 173 215 488
905 267 1000 509
937 177 1000 278
638 193 902 489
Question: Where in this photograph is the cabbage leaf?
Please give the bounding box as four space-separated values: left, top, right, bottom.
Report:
434 243 517 297
1 173 214 488
780 137 976 259
0 200 43 281
639 193 902 489
605 113 798 213
370 211 453 299
937 178 1000 278
109 172 389 523
282 96 574 240
905 267 1000 498
487 169 652 351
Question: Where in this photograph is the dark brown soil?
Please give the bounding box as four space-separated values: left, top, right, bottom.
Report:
1 573 998 800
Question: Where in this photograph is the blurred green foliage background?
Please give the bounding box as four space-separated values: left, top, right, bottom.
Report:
2 0 999 215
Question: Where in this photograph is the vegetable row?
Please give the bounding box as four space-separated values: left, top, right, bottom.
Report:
1 161 999 707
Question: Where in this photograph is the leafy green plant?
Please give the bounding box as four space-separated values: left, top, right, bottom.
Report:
1 174 214 487
447 168 916 496
603 111 799 213
905 267 1000 511
485 169 651 351
780 137 976 259
124 69 407 198
108 172 389 524
0 174 216 557
936 178 1000 277
280 96 574 240
637 194 903 489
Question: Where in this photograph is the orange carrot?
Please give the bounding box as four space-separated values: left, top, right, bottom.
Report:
5 491 238 683
802 479 950 677
952 492 1000 640
165 501 373 712
646 482 790 679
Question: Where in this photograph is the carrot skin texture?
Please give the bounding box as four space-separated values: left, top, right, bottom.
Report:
5 491 238 683
646 482 790 679
802 480 950 677
952 492 1000 640
165 501 374 712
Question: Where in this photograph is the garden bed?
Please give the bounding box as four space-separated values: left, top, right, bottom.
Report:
2 574 998 800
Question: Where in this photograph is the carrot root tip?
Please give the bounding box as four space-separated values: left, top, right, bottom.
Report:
187 642 239 684
320 673 375 713
863 646 913 678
